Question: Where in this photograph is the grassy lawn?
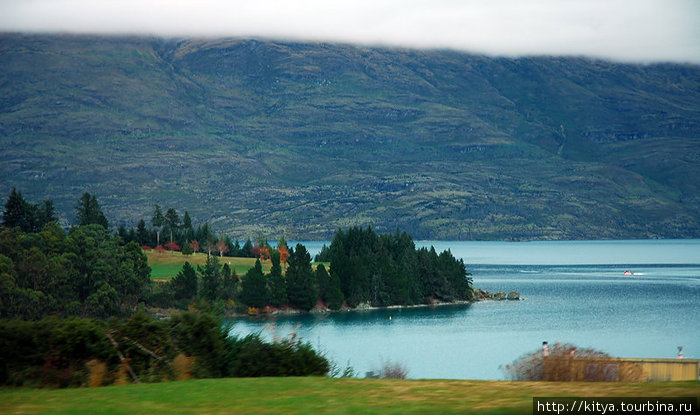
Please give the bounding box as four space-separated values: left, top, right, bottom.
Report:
0 378 697 415
146 250 324 281
146 251 270 281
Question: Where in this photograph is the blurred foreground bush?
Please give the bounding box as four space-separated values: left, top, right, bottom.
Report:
0 312 329 387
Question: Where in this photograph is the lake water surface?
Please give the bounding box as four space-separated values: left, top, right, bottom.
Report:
228 240 700 379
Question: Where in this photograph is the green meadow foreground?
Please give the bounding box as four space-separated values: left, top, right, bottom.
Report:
1 378 698 415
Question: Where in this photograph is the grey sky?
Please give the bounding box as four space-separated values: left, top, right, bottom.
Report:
1 0 699 63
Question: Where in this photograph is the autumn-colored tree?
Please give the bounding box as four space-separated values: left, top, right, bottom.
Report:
189 240 200 253
165 241 181 251
278 240 290 268
216 240 229 257
204 239 216 257
259 245 270 262
155 245 166 254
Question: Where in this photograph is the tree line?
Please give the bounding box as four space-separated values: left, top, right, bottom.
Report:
117 204 264 259
155 227 473 313
2 189 473 318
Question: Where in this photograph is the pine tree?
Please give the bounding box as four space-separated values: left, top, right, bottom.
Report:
240 259 267 308
182 210 192 230
152 205 164 247
198 254 221 303
75 193 108 229
136 219 150 245
172 261 197 301
286 244 317 311
325 265 345 310
2 188 35 232
316 262 330 302
181 240 193 255
219 263 238 301
242 239 254 258
267 250 287 308
35 200 57 229
117 224 128 241
164 208 180 243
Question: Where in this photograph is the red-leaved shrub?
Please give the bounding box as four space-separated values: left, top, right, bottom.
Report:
165 242 181 251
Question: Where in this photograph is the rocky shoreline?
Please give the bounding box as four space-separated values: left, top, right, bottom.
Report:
472 289 521 301
151 290 520 319
253 289 521 317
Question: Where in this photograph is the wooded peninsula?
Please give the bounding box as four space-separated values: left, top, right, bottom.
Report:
1 188 473 319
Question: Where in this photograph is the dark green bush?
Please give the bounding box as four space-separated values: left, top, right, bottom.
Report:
0 312 329 387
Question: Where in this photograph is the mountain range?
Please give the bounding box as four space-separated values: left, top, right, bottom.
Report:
1 34 699 240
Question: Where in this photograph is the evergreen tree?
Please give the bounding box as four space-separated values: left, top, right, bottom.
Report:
126 227 137 244
198 254 221 303
240 259 267 308
242 239 254 258
286 244 317 311
223 236 236 257
152 205 164 247
321 272 345 310
219 263 239 301
164 207 180 243
231 239 242 257
2 188 36 232
267 250 287 308
181 211 194 246
35 200 57 229
315 243 331 262
182 210 192 230
117 224 128 241
75 193 109 229
316 261 329 302
136 219 150 246
181 241 193 255
196 223 216 256
171 261 197 301
68 225 149 316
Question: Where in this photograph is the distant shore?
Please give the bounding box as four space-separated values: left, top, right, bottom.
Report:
150 289 520 320
231 289 520 318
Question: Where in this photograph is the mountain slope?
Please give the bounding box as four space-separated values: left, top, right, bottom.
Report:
1 34 699 240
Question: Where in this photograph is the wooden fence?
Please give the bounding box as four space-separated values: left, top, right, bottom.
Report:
542 357 700 382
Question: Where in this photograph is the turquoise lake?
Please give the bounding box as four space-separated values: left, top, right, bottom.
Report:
228 240 700 380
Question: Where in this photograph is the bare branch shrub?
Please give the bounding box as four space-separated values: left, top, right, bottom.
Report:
375 359 409 379
501 342 609 381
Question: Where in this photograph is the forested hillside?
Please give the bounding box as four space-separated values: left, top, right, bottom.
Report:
1 34 699 240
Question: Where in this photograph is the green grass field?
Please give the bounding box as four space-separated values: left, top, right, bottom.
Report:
0 378 697 414
146 250 326 280
146 251 270 281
